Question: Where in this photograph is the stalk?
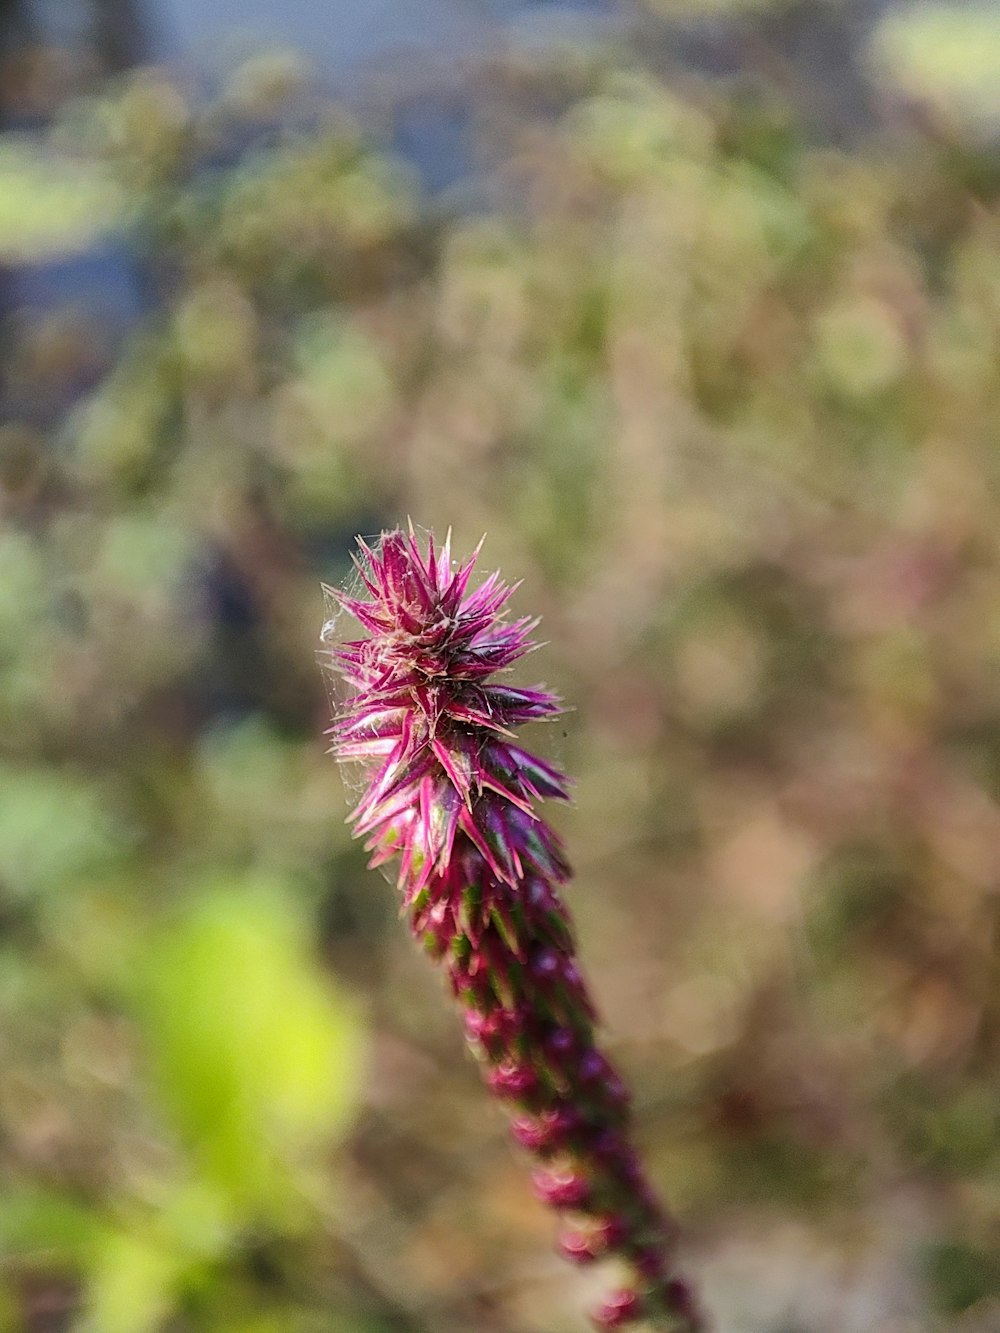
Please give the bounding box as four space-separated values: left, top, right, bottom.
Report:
323 526 704 1331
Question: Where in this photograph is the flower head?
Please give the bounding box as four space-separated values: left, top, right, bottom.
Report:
324 526 703 1331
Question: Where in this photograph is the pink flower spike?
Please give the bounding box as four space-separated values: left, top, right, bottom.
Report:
322 529 704 1332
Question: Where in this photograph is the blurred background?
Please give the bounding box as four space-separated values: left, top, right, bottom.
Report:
2 1 1000 1330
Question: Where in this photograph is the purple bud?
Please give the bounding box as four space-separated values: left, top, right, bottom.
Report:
464 1009 491 1040
488 1062 537 1099
591 1289 644 1329
532 948 562 979
510 1116 548 1152
579 1050 607 1082
510 1107 580 1153
558 1216 626 1264
532 1167 590 1209
544 1026 576 1058
558 1228 599 1265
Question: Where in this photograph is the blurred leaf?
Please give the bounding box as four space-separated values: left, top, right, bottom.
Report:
0 1188 95 1261
140 879 364 1217
0 531 50 649
0 139 128 261
926 1241 1000 1315
59 74 191 188
80 1227 181 1333
197 717 297 818
204 1305 379 1333
70 343 175 491
0 768 130 903
174 281 258 392
813 295 909 398
86 511 195 605
871 5 1000 129
286 315 393 443
569 79 712 184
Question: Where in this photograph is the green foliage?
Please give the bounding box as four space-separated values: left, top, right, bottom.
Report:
871 5 1000 131
0 139 128 260
140 880 363 1218
925 1240 1000 1315
0 767 130 903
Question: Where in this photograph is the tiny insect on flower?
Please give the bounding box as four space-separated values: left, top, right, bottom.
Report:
323 525 704 1332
